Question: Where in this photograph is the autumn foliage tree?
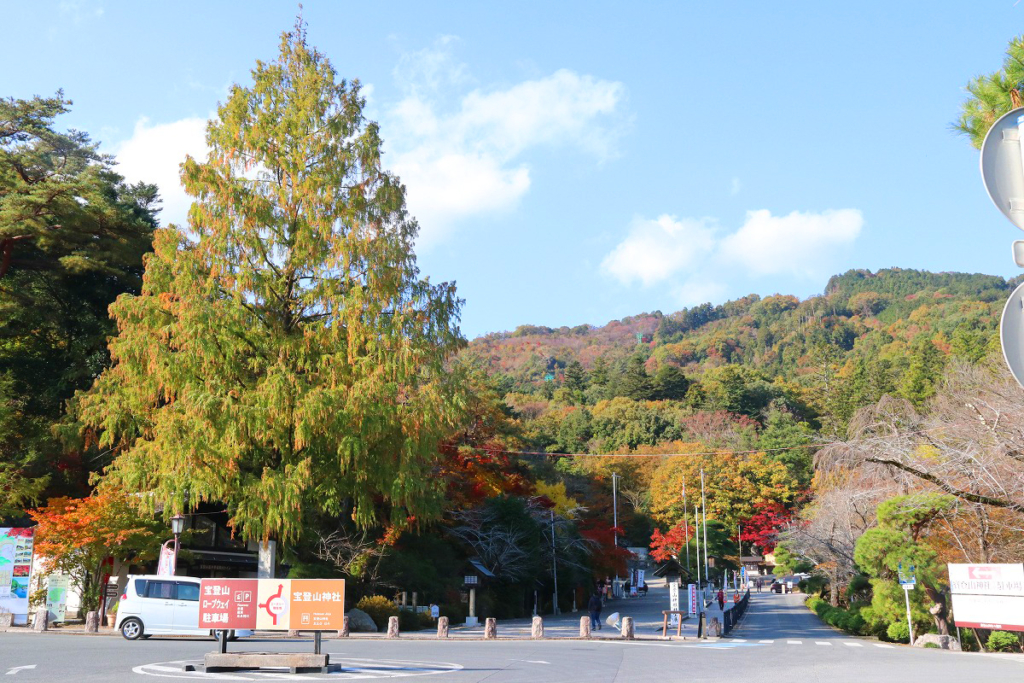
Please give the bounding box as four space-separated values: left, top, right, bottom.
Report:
30 494 164 611
75 21 465 543
740 502 792 554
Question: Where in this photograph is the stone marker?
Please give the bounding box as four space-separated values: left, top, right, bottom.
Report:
484 617 497 639
914 634 962 650
579 616 591 638
531 616 544 639
620 616 634 640
387 616 399 638
437 616 449 639
0 613 14 629
33 607 48 632
345 608 377 632
85 611 99 633
337 616 349 638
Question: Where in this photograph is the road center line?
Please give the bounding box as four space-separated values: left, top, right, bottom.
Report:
815 641 832 646
787 640 802 644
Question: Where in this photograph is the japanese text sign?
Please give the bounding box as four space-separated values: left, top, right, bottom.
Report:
199 578 345 631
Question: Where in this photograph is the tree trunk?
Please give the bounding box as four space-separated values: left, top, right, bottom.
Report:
924 585 949 636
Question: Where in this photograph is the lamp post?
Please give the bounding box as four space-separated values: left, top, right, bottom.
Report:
170 514 185 576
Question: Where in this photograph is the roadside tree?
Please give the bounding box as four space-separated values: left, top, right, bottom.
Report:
75 21 465 543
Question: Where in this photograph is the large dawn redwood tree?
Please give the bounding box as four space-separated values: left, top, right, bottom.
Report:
77 22 466 542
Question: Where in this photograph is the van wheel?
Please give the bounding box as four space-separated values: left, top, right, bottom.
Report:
212 629 237 642
121 618 144 640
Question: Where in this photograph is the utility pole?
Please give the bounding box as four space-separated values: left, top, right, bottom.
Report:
682 481 690 578
700 469 709 587
612 472 619 596
551 510 559 615
737 523 742 590
694 504 701 588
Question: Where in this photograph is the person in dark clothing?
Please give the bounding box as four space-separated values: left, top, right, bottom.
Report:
716 589 725 610
588 592 603 630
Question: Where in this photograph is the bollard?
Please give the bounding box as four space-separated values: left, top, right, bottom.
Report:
484 617 497 639
338 616 349 638
620 616 635 640
85 611 99 633
33 607 48 632
387 616 400 638
579 616 591 638
531 616 544 639
437 616 449 639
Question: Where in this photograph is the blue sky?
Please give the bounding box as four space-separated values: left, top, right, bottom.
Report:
6 1 1024 338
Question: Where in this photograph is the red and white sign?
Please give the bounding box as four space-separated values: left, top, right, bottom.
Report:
688 583 698 615
948 564 1024 632
199 579 258 630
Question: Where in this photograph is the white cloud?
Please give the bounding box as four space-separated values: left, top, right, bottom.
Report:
600 215 717 287
719 208 863 276
601 208 863 300
384 40 626 246
112 117 210 228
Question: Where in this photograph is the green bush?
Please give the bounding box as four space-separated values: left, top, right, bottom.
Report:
398 609 422 632
439 602 466 623
355 595 399 631
924 642 940 649
886 621 910 643
987 630 1020 652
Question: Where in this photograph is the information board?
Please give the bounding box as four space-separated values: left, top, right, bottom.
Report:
0 528 34 624
199 578 345 630
949 563 1024 632
46 574 70 623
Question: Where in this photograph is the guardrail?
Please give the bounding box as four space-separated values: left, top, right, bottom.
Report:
722 590 750 635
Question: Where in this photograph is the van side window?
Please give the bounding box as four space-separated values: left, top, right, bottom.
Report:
134 579 149 596
146 581 176 599
176 582 200 602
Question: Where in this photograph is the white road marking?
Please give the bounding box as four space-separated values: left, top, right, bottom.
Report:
731 639 747 642
875 644 894 648
815 641 832 646
6 667 37 676
758 640 774 643
787 640 802 644
845 642 864 647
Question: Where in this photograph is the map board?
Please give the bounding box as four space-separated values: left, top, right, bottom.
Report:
949 563 1024 632
0 528 35 625
199 578 345 630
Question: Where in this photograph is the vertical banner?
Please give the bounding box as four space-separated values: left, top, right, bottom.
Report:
46 574 70 623
688 583 698 615
0 528 35 624
669 581 680 626
156 543 175 577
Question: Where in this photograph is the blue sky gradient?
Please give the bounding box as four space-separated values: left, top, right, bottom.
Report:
6 1 1023 338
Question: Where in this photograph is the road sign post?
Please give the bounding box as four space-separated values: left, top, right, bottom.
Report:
898 563 916 645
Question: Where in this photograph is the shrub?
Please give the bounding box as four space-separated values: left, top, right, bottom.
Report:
924 642 940 649
886 621 910 643
439 602 466 623
988 630 1020 652
398 609 422 632
355 595 399 631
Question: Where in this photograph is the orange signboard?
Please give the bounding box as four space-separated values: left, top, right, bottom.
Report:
201 578 345 631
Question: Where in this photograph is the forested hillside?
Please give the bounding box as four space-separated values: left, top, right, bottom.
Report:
465 268 1013 448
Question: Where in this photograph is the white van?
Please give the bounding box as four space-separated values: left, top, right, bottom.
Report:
115 574 252 640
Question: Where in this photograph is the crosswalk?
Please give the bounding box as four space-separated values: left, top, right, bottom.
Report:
727 639 893 648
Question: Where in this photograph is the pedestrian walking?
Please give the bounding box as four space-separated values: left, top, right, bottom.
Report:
716 588 725 610
588 592 603 630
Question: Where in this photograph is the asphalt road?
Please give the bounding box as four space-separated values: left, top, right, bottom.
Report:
2 592 1022 682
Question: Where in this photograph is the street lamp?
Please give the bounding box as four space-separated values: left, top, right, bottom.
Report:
170 514 185 576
